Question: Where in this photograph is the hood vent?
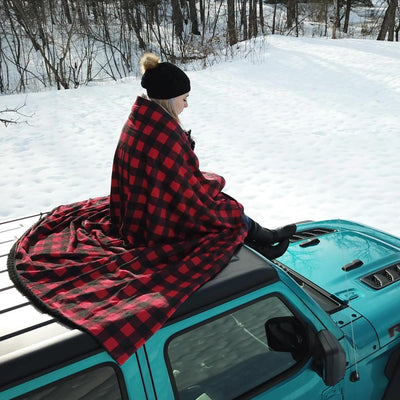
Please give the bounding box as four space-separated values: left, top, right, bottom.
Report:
290 228 336 243
361 263 400 290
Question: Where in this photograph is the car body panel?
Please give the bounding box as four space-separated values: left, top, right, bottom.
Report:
2 216 400 399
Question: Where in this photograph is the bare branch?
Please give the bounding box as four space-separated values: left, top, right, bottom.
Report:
0 100 33 127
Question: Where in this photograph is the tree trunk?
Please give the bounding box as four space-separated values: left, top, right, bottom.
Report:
259 0 265 33
343 0 351 33
241 0 248 40
272 0 277 34
171 0 184 38
377 0 397 40
287 0 295 28
387 0 396 40
227 0 237 45
188 0 200 35
90 0 98 24
134 7 147 50
331 0 338 38
62 0 72 24
199 0 205 24
249 0 258 37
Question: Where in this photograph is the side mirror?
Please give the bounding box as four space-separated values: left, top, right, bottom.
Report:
265 317 346 386
265 316 308 362
314 329 346 386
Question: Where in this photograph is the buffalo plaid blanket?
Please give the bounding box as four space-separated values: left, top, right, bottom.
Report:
8 97 247 364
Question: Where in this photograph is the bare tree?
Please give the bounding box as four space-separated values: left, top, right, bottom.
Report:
121 0 146 50
287 0 296 28
171 0 184 38
227 0 238 45
188 0 201 35
259 0 265 33
240 0 249 39
343 0 352 33
332 0 339 38
377 0 398 40
5 0 392 96
5 0 75 89
271 0 278 34
61 0 73 24
249 0 258 37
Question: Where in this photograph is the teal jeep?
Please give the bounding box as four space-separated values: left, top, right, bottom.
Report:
1 216 399 399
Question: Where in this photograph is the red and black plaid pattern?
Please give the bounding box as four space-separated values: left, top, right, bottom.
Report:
8 96 247 365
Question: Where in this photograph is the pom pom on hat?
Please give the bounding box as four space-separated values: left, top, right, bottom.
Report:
140 53 160 73
140 53 190 100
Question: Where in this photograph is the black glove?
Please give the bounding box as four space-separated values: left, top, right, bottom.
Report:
184 129 195 150
246 221 297 245
249 238 290 260
245 221 296 260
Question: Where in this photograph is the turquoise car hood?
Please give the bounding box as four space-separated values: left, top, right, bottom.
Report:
277 220 400 347
279 224 396 297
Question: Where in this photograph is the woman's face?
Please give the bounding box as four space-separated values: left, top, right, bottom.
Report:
172 93 189 115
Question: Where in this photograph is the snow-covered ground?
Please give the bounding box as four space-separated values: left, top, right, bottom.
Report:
1 35 400 236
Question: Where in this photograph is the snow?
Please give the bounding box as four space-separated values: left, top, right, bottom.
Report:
1 35 400 236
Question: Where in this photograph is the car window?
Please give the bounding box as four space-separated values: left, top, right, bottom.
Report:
16 364 124 400
167 295 307 400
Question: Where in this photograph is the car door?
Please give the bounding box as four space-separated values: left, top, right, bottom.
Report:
143 282 342 400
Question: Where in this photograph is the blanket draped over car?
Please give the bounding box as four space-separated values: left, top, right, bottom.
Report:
8 97 248 365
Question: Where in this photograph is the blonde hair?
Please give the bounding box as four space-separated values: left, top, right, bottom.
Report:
151 98 180 123
140 94 180 124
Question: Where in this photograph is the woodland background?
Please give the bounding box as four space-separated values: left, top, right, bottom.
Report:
0 0 398 102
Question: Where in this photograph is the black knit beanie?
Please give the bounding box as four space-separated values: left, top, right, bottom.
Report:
141 54 190 100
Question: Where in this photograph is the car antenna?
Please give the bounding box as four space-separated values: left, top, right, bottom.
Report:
338 218 360 381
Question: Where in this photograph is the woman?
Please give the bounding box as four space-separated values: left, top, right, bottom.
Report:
9 54 296 367
110 53 296 260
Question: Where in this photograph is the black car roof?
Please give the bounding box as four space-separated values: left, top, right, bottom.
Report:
0 215 278 390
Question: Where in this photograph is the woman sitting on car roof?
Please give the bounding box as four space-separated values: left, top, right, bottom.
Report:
110 52 296 260
9 53 296 366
